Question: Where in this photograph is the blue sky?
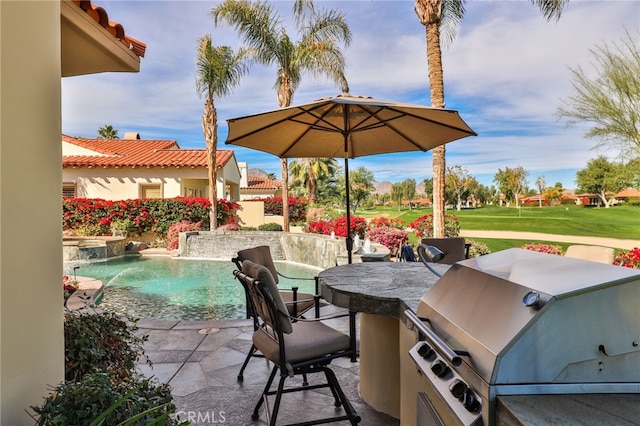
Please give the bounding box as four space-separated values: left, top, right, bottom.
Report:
62 0 640 189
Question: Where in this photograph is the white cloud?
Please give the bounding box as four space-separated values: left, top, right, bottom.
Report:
62 0 640 189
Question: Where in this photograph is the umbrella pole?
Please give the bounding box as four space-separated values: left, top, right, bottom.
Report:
345 156 352 264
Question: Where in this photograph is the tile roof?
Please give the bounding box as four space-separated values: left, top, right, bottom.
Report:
73 0 146 58
243 176 283 190
616 188 640 198
62 135 234 169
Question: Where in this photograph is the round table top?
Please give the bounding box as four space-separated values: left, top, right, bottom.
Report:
317 262 449 319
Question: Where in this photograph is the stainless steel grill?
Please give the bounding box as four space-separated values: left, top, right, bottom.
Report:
407 248 640 425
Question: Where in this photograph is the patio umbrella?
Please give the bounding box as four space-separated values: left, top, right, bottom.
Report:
225 93 477 263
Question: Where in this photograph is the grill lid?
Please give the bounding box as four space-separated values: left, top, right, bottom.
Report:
417 248 640 386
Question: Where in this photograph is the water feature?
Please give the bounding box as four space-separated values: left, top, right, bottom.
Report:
65 256 320 321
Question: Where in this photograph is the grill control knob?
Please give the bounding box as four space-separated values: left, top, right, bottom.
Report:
430 359 449 377
417 343 434 359
449 379 467 399
462 389 480 412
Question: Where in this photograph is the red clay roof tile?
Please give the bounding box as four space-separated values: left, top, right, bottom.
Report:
72 0 146 58
62 135 233 169
243 176 282 190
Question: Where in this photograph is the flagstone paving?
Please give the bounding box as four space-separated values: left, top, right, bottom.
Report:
136 310 399 425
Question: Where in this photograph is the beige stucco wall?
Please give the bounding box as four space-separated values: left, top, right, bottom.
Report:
1 2 65 423
63 159 242 201
236 201 285 228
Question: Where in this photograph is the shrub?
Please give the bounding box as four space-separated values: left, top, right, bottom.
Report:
246 197 307 223
307 220 333 235
217 222 240 231
519 243 563 255
365 226 408 251
367 216 406 230
166 221 201 250
308 216 367 239
31 372 185 426
63 275 79 302
331 216 367 239
64 311 150 382
614 247 640 268
63 197 239 239
466 239 491 258
409 214 460 238
258 222 283 231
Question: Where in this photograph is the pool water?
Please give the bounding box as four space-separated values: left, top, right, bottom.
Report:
65 256 320 321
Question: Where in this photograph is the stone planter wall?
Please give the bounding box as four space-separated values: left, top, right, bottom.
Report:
178 231 389 269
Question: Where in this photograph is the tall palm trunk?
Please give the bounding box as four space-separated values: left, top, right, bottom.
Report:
203 98 218 230
426 18 446 238
278 75 293 231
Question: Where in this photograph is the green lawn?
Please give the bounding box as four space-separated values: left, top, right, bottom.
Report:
354 204 639 253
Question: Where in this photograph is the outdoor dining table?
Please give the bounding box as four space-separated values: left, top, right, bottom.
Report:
317 261 449 420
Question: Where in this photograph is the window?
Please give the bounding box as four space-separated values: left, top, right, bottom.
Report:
62 183 76 198
140 183 162 199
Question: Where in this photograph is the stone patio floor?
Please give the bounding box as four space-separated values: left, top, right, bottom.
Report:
136 306 399 426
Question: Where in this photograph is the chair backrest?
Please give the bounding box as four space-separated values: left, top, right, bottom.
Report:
399 244 417 262
565 245 615 264
421 237 467 264
236 245 280 284
238 259 293 334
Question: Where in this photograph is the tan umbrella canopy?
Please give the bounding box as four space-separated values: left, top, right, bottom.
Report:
225 94 477 263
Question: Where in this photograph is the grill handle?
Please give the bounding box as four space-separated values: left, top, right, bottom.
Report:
405 309 462 367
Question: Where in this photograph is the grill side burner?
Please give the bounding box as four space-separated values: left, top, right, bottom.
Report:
408 248 640 426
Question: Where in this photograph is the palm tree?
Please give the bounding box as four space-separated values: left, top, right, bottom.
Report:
196 34 250 230
212 0 351 231
414 0 568 237
289 157 338 205
97 124 119 139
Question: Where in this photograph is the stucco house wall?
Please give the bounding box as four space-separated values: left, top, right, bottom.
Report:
62 137 242 201
0 2 146 422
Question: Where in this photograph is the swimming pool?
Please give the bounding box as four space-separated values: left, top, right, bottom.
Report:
65 256 320 321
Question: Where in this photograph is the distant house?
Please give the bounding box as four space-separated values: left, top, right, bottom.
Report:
238 162 283 200
62 134 241 200
615 188 640 203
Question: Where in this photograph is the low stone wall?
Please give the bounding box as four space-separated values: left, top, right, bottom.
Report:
63 236 126 262
178 231 389 269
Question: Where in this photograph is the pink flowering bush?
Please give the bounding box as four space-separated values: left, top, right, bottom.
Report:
614 247 640 268
217 222 240 231
166 221 201 250
519 243 563 256
63 275 79 302
365 226 408 251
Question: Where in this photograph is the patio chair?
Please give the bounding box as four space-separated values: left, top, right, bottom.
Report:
232 245 319 381
420 237 470 264
233 260 361 426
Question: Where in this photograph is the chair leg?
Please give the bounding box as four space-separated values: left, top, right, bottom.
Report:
253 364 279 421
322 366 361 425
269 375 287 426
237 344 258 381
349 311 358 362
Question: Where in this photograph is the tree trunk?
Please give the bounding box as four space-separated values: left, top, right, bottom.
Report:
281 158 290 231
278 76 293 231
202 99 218 230
426 22 446 238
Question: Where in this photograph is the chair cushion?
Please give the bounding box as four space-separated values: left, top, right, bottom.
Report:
241 260 293 334
253 321 351 366
237 245 280 283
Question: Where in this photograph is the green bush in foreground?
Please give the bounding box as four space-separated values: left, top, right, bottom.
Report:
31 372 186 426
